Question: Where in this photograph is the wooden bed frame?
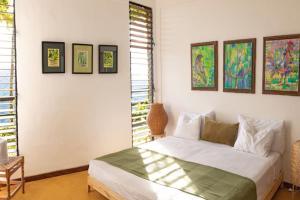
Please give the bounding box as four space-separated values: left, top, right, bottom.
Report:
87 171 284 200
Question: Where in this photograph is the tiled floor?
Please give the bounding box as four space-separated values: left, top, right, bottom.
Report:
12 171 300 200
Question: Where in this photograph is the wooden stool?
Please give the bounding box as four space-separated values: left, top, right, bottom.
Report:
0 156 25 199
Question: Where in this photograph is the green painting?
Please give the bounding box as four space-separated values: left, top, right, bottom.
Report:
42 41 65 73
47 48 60 68
103 51 113 68
77 51 88 68
99 45 118 74
72 44 93 74
191 42 217 90
224 39 255 93
264 36 300 95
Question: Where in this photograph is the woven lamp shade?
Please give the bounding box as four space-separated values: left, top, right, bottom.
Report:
291 140 300 187
147 103 168 136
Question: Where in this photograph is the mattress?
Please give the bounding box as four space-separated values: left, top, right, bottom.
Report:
88 136 282 200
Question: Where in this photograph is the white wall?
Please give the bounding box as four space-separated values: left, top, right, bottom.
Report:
156 0 300 182
16 0 154 176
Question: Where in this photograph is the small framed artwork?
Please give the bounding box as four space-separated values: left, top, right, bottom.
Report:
99 45 118 74
42 41 65 73
263 34 300 96
72 43 93 74
191 41 218 90
223 38 256 93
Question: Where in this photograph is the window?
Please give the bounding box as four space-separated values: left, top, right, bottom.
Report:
0 0 18 156
129 2 154 147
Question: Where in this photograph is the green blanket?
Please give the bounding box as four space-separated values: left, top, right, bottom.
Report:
96 148 257 200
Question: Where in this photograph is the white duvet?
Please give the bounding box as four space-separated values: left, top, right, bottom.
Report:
89 136 282 200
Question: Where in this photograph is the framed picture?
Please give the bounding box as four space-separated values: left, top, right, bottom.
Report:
263 34 300 96
42 41 65 73
99 45 118 74
191 41 218 90
223 38 256 93
72 43 93 74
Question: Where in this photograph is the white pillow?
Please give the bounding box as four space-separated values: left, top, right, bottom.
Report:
173 111 215 140
234 115 285 155
234 116 275 157
173 112 201 140
200 111 216 135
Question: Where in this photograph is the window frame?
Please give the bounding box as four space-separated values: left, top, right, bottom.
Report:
0 0 18 156
129 1 154 147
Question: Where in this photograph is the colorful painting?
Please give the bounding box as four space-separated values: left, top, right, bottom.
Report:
99 45 118 74
42 41 65 73
191 41 218 90
72 44 93 74
263 35 300 96
224 39 256 93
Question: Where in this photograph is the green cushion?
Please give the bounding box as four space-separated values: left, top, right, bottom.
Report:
201 118 239 146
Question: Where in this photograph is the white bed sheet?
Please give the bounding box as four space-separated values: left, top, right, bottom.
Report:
89 136 282 200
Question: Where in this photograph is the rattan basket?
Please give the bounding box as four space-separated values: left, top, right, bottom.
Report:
147 103 168 135
291 140 300 187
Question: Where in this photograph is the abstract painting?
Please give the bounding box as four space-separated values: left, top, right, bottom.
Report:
223 39 256 93
191 41 218 90
42 41 65 73
263 34 300 96
99 45 118 74
72 43 93 74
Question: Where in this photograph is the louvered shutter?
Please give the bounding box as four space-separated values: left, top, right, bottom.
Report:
0 0 18 156
130 2 154 146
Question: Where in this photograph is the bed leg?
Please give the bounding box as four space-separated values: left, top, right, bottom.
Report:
88 185 91 193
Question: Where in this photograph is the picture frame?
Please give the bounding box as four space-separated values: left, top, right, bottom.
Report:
42 41 65 73
72 43 93 74
99 45 118 74
191 41 218 91
263 34 300 96
223 38 256 93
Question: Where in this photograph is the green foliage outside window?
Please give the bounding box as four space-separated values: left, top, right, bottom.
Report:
0 0 13 25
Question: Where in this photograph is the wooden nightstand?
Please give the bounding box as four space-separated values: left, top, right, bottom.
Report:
0 156 25 200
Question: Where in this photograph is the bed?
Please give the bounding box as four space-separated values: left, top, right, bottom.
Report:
88 136 283 200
